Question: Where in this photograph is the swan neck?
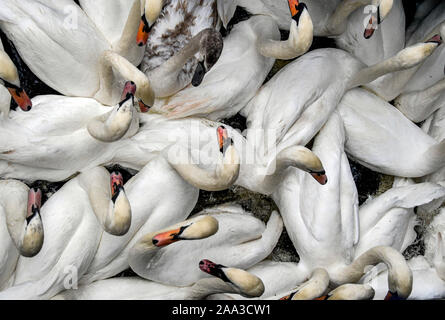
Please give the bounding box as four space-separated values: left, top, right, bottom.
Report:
97 51 154 106
326 0 371 35
339 246 412 297
189 278 236 299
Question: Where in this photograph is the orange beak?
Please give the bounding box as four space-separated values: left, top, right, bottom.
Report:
27 188 42 220
152 227 184 247
136 16 150 46
7 87 32 112
121 81 137 101
139 101 150 113
217 126 229 152
314 295 328 300
310 172 328 185
364 16 377 39
288 0 300 17
110 172 124 199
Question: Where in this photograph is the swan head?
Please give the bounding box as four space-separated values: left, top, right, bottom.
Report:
136 0 164 46
393 35 442 69
121 80 150 113
199 259 265 297
0 51 32 112
191 29 224 87
216 125 240 188
107 171 131 236
364 0 394 39
326 284 375 300
20 187 44 257
288 1 307 25
151 216 219 247
88 91 137 142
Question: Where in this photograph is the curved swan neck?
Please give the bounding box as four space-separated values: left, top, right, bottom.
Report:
340 246 412 298
325 0 373 36
166 145 240 192
114 0 143 60
79 168 131 236
188 278 240 299
257 10 313 60
87 98 137 142
96 50 155 106
262 146 324 195
0 182 43 257
290 268 330 300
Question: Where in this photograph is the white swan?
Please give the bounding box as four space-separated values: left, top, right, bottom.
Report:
0 39 32 118
54 259 264 300
241 39 439 189
153 0 313 120
0 0 221 106
363 208 445 299
0 89 140 182
0 181 43 290
272 112 413 299
337 88 445 178
335 0 405 66
79 156 199 285
364 14 445 101
128 204 283 287
218 0 393 37
0 167 131 300
394 22 445 122
355 177 445 258
0 109 321 196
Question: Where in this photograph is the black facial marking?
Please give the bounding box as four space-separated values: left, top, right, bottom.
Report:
118 92 134 109
220 137 234 155
292 3 307 25
309 170 326 176
191 60 206 87
207 264 231 283
377 5 381 25
26 205 40 225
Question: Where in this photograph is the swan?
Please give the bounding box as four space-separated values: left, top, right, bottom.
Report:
241 38 440 187
394 23 445 123
79 155 199 285
364 13 445 101
335 0 405 66
0 0 222 106
0 167 131 300
207 260 310 300
77 0 147 64
337 88 445 178
0 109 321 196
128 204 283 286
0 87 140 182
278 269 375 300
54 259 264 300
0 39 32 117
0 181 43 290
141 0 220 89
272 112 413 299
363 208 445 299
152 0 314 120
218 0 394 37
355 177 445 258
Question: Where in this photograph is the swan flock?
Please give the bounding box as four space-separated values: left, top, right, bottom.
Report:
0 0 445 301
